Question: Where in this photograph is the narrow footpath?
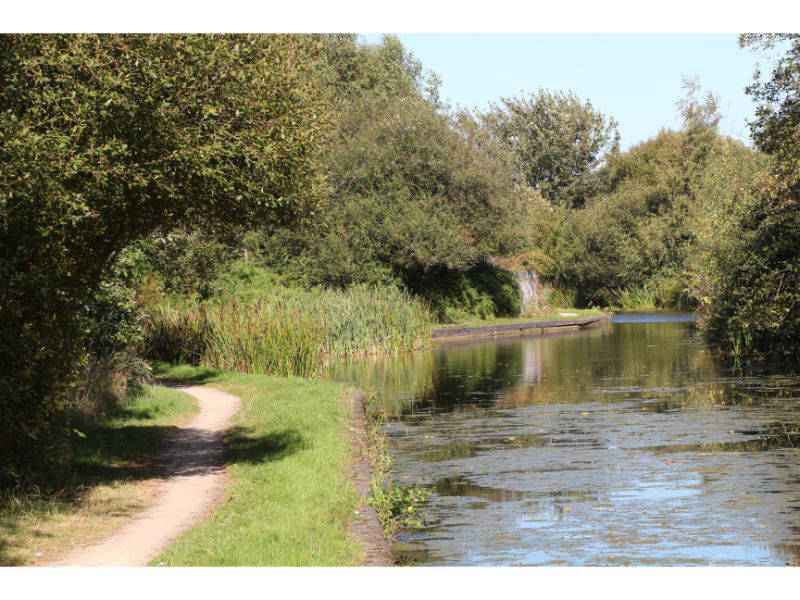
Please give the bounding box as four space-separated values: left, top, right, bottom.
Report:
50 385 241 567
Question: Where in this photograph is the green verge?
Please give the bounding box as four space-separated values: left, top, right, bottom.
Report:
150 363 361 566
0 384 198 566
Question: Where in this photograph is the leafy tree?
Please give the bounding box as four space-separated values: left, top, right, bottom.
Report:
291 93 528 287
693 35 800 357
229 35 450 289
0 34 330 477
251 36 531 310
152 35 525 320
740 34 800 157
535 126 763 308
523 76 770 310
480 90 620 208
315 34 431 105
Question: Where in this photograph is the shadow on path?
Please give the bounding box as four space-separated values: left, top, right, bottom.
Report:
1 386 302 566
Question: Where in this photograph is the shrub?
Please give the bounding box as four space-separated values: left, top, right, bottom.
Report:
403 262 521 323
690 35 800 358
531 126 764 309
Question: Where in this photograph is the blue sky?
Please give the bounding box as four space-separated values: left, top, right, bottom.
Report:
360 34 767 150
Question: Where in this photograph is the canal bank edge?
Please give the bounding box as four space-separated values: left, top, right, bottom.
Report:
431 313 610 341
345 388 394 566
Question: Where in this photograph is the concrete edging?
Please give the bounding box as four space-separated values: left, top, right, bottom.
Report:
344 389 394 566
431 314 609 341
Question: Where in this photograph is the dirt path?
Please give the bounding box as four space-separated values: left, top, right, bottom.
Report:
50 385 240 567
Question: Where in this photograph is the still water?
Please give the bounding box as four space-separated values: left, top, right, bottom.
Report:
330 314 800 565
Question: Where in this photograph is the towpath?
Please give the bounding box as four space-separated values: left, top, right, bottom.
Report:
50 385 240 567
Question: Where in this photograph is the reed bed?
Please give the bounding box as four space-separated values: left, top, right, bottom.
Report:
614 286 658 311
143 284 432 378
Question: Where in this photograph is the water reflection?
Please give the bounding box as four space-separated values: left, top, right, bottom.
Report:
328 316 800 565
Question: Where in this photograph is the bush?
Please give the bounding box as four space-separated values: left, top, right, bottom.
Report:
531 127 764 309
134 228 245 299
695 182 800 358
403 262 521 323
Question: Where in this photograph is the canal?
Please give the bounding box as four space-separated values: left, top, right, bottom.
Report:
331 313 800 565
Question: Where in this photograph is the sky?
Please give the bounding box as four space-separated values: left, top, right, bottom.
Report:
360 34 769 151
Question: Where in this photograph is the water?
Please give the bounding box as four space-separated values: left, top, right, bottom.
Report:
329 314 800 565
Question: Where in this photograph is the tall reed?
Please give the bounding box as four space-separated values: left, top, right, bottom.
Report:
142 284 432 378
614 286 658 311
202 300 326 377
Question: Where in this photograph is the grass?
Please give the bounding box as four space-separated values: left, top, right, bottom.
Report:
0 385 197 566
150 363 362 566
143 282 432 378
438 307 605 328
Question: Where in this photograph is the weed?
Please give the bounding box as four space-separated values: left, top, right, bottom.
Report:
362 390 431 538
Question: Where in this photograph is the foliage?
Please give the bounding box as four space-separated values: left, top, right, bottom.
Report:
530 130 695 306
739 34 800 156
0 34 331 478
316 33 435 106
690 35 800 357
531 81 764 310
364 394 431 537
132 228 245 299
370 481 432 535
260 92 528 285
132 36 528 324
75 251 152 417
480 89 620 208
244 37 529 322
403 262 521 323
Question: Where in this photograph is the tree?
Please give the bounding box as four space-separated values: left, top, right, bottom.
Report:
312 93 528 282
740 34 800 158
251 36 529 303
480 90 620 208
316 34 429 105
677 75 721 133
692 34 800 357
0 34 330 477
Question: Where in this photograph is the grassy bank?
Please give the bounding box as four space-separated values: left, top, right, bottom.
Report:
0 385 197 566
150 363 362 566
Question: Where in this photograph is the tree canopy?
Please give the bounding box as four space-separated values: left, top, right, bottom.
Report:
0 34 331 473
480 90 620 208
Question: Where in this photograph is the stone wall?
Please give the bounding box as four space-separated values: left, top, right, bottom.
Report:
514 269 540 315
